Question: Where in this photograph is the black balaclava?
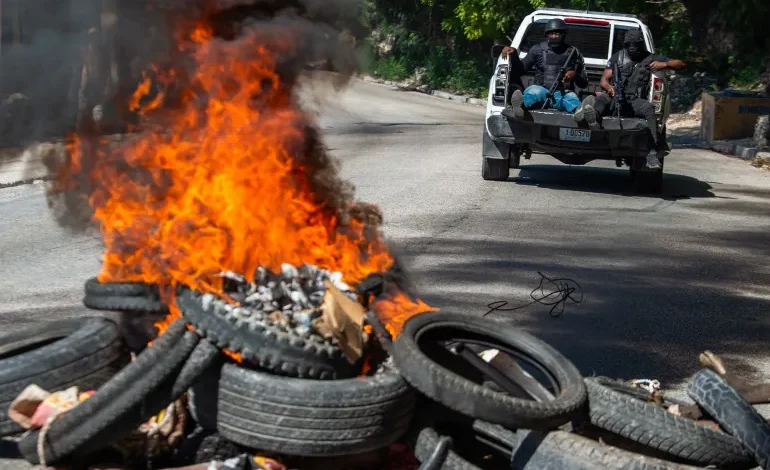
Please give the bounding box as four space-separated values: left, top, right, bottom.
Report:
624 29 646 60
548 31 566 49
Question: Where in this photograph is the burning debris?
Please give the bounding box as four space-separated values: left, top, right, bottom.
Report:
41 0 436 344
215 263 359 338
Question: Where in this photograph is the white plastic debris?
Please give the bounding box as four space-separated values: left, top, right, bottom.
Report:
217 263 358 332
630 379 661 394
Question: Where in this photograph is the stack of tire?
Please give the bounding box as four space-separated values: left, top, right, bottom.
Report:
10 277 220 467
173 283 417 462
0 316 131 441
6 276 770 470
391 312 768 470
8 275 417 468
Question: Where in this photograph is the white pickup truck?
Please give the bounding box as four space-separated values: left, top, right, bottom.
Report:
482 8 671 193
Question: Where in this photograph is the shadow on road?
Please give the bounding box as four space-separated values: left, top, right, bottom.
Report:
510 164 716 199
395 223 770 387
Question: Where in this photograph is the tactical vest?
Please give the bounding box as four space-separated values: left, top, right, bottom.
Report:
534 41 577 90
617 49 654 100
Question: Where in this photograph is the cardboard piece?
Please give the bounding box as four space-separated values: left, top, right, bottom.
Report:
312 280 366 363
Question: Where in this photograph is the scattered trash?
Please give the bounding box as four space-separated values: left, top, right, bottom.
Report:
8 385 93 431
628 378 661 395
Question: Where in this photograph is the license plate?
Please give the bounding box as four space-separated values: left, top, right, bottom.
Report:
559 128 591 142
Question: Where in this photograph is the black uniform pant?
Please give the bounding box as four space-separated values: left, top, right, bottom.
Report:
594 93 659 148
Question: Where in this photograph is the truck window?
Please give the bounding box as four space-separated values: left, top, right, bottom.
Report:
518 20 612 60
611 26 631 54
611 25 652 54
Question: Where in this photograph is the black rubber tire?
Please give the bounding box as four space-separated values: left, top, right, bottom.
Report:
18 320 199 466
115 311 169 354
83 294 168 314
187 353 225 431
391 312 587 430
472 421 706 470
688 368 770 469
482 156 510 181
84 277 157 298
176 288 358 380
0 317 130 438
170 338 222 397
172 427 247 467
215 362 417 457
584 377 753 469
413 426 480 470
192 432 248 464
482 125 511 181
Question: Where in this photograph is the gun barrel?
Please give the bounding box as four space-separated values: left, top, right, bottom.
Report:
540 47 578 110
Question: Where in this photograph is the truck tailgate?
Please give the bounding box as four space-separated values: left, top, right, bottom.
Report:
487 110 653 158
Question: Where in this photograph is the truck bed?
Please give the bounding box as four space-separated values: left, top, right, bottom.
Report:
487 109 654 159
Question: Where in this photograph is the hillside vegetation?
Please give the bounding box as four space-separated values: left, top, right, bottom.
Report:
359 0 768 100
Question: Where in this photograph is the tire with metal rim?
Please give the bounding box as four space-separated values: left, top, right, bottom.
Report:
391 311 586 430
215 362 416 456
688 368 770 469
584 377 753 469
0 317 130 438
176 288 359 380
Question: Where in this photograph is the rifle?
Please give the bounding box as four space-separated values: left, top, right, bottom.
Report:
613 54 625 130
541 47 577 110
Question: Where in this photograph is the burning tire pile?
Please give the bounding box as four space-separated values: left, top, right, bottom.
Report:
3 281 770 469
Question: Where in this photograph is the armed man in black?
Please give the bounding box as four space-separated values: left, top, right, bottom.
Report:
505 18 588 119
573 29 686 169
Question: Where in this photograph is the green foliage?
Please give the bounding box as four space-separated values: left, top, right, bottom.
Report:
373 57 410 81
363 0 769 97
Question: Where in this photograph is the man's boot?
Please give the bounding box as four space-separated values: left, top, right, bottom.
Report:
645 149 662 170
503 89 525 119
574 95 599 129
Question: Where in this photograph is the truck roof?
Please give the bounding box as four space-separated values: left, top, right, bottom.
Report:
512 8 654 68
534 7 640 20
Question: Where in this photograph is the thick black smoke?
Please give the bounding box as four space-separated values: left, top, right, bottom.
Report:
0 2 96 147
0 0 365 145
43 0 379 242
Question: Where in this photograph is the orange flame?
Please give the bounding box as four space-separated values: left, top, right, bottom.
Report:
128 72 166 115
61 20 435 346
373 290 439 339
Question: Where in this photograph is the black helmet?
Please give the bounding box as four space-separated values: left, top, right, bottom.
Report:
623 28 646 59
544 18 568 35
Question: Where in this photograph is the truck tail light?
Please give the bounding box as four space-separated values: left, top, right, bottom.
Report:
493 64 508 105
651 76 665 113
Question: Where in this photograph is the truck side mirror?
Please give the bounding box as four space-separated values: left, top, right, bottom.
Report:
491 44 507 59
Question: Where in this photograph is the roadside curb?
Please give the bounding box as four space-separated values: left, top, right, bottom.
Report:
668 134 764 162
706 141 761 161
0 176 49 190
358 75 487 107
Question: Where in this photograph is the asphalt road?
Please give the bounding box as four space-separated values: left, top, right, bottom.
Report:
2 77 770 466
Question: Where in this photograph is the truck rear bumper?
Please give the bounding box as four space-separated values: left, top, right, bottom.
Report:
487 111 654 158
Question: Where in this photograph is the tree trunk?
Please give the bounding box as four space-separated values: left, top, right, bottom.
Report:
679 0 719 51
